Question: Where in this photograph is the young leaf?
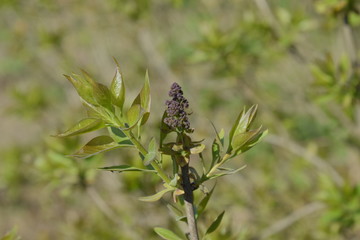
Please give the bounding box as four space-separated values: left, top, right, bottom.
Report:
235 129 268 155
54 118 105 137
110 59 126 110
100 165 156 173
108 127 133 145
235 104 258 134
207 166 246 180
205 211 225 235
144 138 158 166
197 185 216 217
231 126 263 151
228 105 258 151
211 140 220 168
71 135 132 158
131 71 151 125
1 227 20 240
228 106 245 145
169 173 179 187
93 82 113 110
139 187 174 202
190 144 205 154
167 203 183 217
81 70 112 110
64 74 98 106
154 227 183 240
126 104 142 128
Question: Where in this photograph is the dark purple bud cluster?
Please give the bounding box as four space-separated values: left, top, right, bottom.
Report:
164 82 191 130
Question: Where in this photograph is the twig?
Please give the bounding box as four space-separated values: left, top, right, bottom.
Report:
265 134 344 187
259 202 326 239
181 164 199 240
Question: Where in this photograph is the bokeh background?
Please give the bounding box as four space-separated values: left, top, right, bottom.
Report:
1 0 360 239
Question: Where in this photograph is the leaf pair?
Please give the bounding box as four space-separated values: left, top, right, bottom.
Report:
118 70 151 131
65 71 113 111
227 105 267 157
70 135 133 159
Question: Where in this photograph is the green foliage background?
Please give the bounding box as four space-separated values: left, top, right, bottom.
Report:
1 0 360 239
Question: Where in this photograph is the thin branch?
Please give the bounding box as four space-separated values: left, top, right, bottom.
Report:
259 202 326 239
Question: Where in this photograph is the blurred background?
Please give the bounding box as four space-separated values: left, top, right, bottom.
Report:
1 0 360 239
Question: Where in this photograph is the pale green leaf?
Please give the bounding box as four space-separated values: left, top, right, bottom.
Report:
236 129 268 155
100 165 156 173
205 211 225 235
154 227 183 240
232 126 263 150
110 59 126 110
54 118 105 137
71 135 132 158
197 185 216 217
64 74 97 106
139 187 174 202
81 70 112 110
207 166 246 180
126 104 142 127
144 138 157 165
131 71 151 125
190 144 205 154
108 127 133 145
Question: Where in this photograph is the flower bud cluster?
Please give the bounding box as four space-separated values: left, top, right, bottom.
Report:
164 82 191 130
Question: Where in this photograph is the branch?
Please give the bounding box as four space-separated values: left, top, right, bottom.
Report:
181 163 199 240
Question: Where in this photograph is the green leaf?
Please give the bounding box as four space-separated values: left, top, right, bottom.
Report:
139 187 174 202
93 82 113 110
232 126 262 150
100 165 156 173
126 104 143 128
218 128 225 146
169 173 179 187
81 70 112 110
64 74 98 106
205 211 225 235
235 129 268 155
110 58 126 110
54 118 105 137
131 71 151 125
71 135 132 158
154 227 183 240
144 137 158 166
228 105 258 151
211 140 220 168
228 106 245 145
190 144 205 154
197 185 216 217
236 104 258 134
210 121 225 147
108 127 133 145
167 203 183 217
207 166 246 180
1 227 20 240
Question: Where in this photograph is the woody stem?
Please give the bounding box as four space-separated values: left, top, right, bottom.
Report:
181 163 199 240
